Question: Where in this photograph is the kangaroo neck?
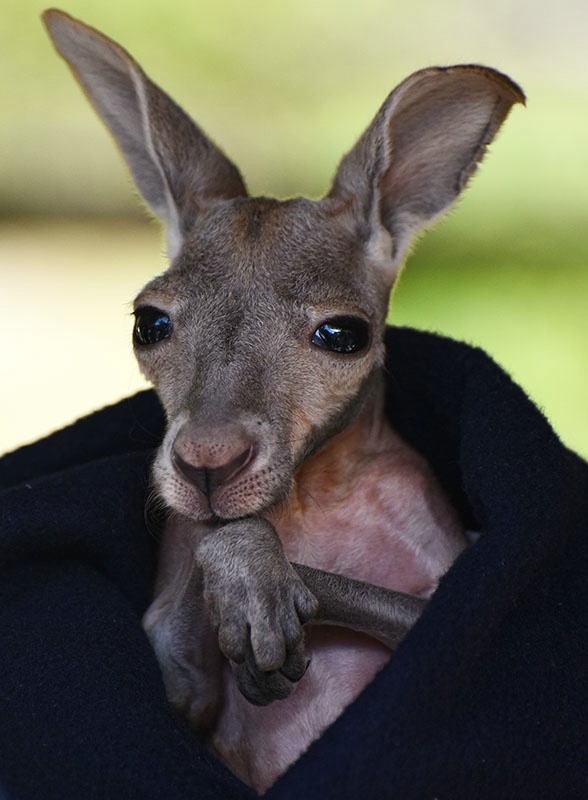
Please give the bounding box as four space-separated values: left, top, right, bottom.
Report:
276 377 406 517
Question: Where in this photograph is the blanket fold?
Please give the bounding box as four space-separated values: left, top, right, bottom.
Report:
1 327 587 800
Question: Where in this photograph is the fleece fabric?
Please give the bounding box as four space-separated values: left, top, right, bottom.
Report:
0 327 587 800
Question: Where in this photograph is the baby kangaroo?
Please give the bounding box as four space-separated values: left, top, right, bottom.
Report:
44 9 524 793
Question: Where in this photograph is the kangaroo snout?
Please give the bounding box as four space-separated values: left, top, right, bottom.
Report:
172 423 256 499
155 412 290 521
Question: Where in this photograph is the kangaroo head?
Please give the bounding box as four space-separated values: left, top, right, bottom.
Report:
44 10 524 521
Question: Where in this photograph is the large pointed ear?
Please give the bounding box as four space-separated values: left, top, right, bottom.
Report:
328 65 525 277
43 9 247 259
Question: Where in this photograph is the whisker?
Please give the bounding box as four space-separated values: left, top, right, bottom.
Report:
293 479 326 516
143 488 169 541
263 434 308 448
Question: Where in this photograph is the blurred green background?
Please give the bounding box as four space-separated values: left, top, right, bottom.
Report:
1 0 587 457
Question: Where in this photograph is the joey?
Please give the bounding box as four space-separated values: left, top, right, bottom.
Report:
44 8 524 792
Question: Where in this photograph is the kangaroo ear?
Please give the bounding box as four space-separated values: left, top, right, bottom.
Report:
329 65 525 277
43 9 247 259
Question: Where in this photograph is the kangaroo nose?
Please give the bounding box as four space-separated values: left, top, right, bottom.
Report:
172 442 255 498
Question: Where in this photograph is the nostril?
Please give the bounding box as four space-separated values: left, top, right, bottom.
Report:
209 445 255 491
172 444 255 498
172 451 209 496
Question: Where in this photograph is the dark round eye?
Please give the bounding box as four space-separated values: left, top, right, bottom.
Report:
133 306 173 346
311 316 370 354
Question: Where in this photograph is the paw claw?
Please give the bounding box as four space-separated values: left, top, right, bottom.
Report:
233 660 296 706
280 653 310 683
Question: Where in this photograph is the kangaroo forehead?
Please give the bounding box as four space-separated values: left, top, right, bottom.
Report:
174 197 366 294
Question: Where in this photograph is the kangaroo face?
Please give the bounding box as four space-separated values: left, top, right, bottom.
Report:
134 197 391 521
43 9 524 521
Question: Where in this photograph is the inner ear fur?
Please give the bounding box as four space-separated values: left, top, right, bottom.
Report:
43 9 247 259
329 65 525 269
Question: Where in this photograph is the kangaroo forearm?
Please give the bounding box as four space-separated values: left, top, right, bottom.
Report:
292 563 427 650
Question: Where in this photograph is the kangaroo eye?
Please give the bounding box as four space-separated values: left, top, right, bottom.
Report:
311 316 370 354
133 306 173 346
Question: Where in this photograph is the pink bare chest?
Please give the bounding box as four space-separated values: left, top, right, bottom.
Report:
211 443 466 791
271 441 465 594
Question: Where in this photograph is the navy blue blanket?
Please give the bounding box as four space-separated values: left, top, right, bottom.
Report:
1 327 587 799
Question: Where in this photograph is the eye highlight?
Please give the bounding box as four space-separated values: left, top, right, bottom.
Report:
311 316 370 355
133 306 173 346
